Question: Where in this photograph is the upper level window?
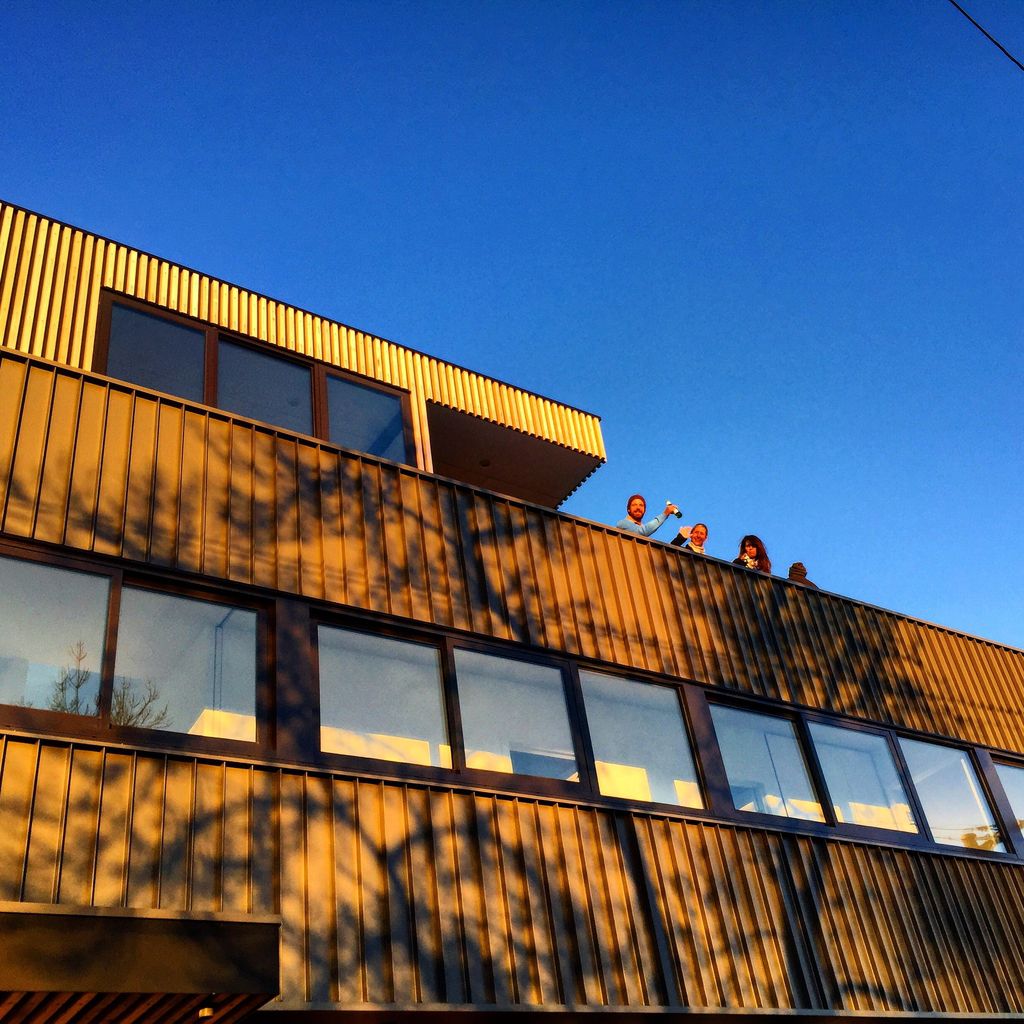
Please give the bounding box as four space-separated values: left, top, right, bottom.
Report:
317 626 450 767
0 555 109 717
106 303 206 404
217 338 313 436
98 295 412 464
710 704 824 822
808 721 917 833
454 649 579 781
326 373 407 463
899 738 1004 852
579 669 702 807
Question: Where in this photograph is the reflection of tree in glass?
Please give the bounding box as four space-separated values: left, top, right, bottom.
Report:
109 675 170 729
48 640 96 716
48 641 170 728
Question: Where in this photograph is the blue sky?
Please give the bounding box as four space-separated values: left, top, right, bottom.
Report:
3 0 1022 647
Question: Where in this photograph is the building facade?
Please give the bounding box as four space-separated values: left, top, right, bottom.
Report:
2 199 1024 1022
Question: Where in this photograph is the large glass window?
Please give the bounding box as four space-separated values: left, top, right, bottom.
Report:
455 650 578 781
995 762 1024 832
106 303 206 402
113 588 257 740
217 338 313 435
900 738 1004 851
710 705 824 821
579 670 701 807
326 375 407 462
0 556 110 717
318 626 450 767
808 722 917 833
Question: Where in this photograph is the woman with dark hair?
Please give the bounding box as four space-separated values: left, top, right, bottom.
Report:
733 535 771 574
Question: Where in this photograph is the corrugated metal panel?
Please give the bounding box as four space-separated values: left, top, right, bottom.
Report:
1 351 1024 753
3 734 1024 1015
0 200 607 475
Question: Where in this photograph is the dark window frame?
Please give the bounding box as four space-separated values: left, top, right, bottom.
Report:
94 291 416 464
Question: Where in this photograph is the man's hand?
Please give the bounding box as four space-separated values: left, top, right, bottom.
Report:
664 502 679 517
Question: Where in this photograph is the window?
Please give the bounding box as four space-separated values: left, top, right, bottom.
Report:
994 762 1024 832
217 338 313 436
114 588 257 739
0 555 110 717
808 721 917 833
579 670 702 807
317 626 450 767
900 738 1004 851
326 374 408 463
710 704 824 821
105 303 205 404
0 551 261 743
98 295 412 463
455 649 579 781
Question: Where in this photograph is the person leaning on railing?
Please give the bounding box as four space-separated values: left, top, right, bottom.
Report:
671 521 709 554
733 534 772 574
616 494 680 537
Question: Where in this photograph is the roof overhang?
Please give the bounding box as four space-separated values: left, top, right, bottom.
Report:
426 402 604 507
0 902 279 1024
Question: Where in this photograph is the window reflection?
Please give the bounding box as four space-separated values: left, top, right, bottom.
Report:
0 557 109 717
114 589 257 740
580 670 701 807
106 303 205 403
995 762 1024 833
318 627 450 767
808 722 916 832
711 705 824 821
900 738 1004 851
326 375 407 463
217 338 312 435
455 650 578 781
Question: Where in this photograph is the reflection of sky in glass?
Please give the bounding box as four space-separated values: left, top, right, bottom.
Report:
115 588 256 738
0 556 108 716
327 376 407 462
994 762 1024 832
107 303 205 402
456 649 577 781
808 722 916 832
900 739 1004 852
318 626 450 767
711 705 823 821
580 670 701 807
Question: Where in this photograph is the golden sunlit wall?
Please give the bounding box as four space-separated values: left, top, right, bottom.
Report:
4 733 1024 1015
2 350 1023 753
0 201 606 474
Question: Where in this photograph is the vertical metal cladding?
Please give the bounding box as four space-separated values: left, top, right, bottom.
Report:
1 350 1024 753
2 733 1024 1014
0 201 607 476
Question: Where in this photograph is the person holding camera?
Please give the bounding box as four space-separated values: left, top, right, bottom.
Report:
615 494 680 537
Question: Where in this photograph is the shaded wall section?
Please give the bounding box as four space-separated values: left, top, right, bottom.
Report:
1 351 1023 753
2 733 1024 1015
0 200 606 477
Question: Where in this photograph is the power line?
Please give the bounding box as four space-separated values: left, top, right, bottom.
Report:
946 0 1024 73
